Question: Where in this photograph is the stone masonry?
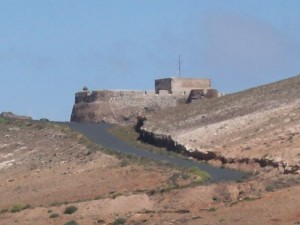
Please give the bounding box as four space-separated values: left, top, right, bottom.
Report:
71 77 218 124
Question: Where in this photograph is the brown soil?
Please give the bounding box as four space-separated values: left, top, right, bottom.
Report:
0 119 300 225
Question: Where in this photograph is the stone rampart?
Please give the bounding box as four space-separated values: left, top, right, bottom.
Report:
71 77 218 124
71 90 185 123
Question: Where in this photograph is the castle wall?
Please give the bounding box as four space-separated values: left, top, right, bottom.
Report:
71 77 218 124
71 90 184 123
171 78 211 93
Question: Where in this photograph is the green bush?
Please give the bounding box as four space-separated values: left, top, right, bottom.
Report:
189 167 210 183
0 117 10 124
207 207 217 212
64 221 78 225
63 206 78 214
112 217 127 225
229 201 239 207
0 208 8 214
265 185 274 192
159 184 177 193
10 204 31 213
212 196 219 202
40 118 50 122
49 213 59 218
244 196 257 201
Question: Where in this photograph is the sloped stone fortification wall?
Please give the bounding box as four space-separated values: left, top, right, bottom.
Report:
71 90 184 123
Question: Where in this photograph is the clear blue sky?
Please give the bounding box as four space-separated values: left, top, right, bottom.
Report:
1 0 300 121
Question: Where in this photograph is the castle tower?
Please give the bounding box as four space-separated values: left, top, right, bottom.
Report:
155 77 211 94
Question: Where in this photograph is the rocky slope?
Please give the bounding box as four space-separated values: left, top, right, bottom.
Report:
140 74 300 174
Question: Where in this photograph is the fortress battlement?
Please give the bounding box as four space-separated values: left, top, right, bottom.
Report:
71 77 218 123
74 89 191 104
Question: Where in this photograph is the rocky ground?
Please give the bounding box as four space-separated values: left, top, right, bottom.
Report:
0 117 300 225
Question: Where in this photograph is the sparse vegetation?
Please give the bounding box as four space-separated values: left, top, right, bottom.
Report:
112 217 127 225
207 207 217 212
212 196 219 202
64 220 78 225
265 185 275 192
229 201 239 207
188 167 210 183
0 116 10 124
0 208 8 214
10 204 31 213
63 206 78 214
244 196 257 201
159 183 177 193
49 212 59 218
110 192 123 199
146 189 157 196
146 167 212 196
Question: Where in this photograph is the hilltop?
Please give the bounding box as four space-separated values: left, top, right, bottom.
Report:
141 74 300 174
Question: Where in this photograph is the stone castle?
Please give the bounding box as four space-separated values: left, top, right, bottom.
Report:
71 77 219 124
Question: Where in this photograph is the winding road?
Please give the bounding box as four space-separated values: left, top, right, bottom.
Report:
67 122 247 182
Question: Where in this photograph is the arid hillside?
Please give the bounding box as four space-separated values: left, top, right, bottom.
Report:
0 118 200 224
0 116 300 224
141 74 300 174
